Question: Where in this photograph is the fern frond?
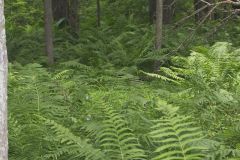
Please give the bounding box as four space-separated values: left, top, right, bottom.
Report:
97 107 146 160
60 60 91 70
150 115 205 160
52 70 73 80
39 116 106 160
140 70 180 84
160 67 184 81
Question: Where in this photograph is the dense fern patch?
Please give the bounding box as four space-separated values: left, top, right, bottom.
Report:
8 43 240 160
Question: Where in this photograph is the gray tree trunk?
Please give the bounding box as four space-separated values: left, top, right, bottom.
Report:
44 0 54 65
0 0 8 159
163 0 175 24
52 0 68 21
149 0 156 24
149 0 175 24
52 0 80 33
68 0 79 33
154 0 163 71
155 0 163 50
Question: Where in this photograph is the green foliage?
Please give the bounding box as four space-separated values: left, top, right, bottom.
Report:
39 116 106 160
96 107 146 160
150 115 204 160
141 43 240 159
8 42 240 159
5 0 240 159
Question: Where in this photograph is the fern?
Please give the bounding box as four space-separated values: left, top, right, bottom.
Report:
198 139 240 160
160 67 184 81
39 116 106 160
52 69 73 80
60 60 92 70
96 107 146 160
140 70 181 84
150 115 205 160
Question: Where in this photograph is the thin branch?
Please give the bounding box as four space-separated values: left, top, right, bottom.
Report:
174 4 209 28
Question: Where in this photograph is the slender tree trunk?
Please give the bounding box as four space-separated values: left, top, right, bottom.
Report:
0 0 8 159
97 0 101 27
163 0 175 24
52 0 68 21
149 0 156 24
52 0 80 33
68 0 80 33
149 0 174 24
44 0 54 65
153 0 163 71
155 0 163 49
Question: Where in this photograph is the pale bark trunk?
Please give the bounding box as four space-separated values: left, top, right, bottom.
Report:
0 0 8 159
155 0 163 49
44 0 54 65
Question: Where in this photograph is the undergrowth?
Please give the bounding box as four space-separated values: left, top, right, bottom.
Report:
7 42 240 160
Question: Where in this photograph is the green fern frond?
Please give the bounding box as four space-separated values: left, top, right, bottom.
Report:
52 70 73 80
160 67 184 81
97 107 146 160
208 42 231 60
39 116 106 160
150 115 205 160
60 60 91 70
140 70 180 84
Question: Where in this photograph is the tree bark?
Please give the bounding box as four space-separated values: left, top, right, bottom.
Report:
52 0 68 21
44 0 54 65
154 0 163 71
52 0 80 32
97 0 101 27
155 0 163 50
0 0 8 159
149 0 175 24
68 0 80 32
149 0 156 24
163 0 175 24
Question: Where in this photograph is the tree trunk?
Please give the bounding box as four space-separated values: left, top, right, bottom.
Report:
44 0 54 65
52 0 80 32
52 0 68 21
154 0 163 71
0 0 8 159
68 0 80 32
149 0 156 24
163 0 175 24
97 0 101 27
155 0 163 50
149 0 174 24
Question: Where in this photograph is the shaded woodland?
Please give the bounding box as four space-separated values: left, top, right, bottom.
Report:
0 0 240 159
